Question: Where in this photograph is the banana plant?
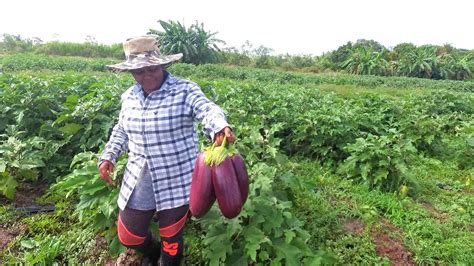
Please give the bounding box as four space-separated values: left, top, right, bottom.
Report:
149 20 224 64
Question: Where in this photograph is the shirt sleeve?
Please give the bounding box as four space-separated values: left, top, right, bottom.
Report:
185 83 229 141
98 103 129 166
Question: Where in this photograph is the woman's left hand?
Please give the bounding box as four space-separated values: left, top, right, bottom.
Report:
214 127 235 146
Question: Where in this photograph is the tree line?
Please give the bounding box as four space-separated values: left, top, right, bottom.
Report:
1 20 473 80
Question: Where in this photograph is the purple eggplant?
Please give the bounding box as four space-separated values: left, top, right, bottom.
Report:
230 154 249 204
189 152 215 218
212 157 242 219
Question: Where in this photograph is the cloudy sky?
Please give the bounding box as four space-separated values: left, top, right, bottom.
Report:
1 0 472 55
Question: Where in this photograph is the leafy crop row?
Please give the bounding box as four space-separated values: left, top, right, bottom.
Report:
1 54 473 92
0 53 118 72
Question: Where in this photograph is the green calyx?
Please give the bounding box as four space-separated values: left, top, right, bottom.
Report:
203 137 239 166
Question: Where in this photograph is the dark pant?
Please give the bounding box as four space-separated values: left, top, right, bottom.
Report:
118 205 189 265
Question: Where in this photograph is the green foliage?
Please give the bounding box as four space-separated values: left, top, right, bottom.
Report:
35 41 123 59
0 127 62 199
2 212 102 265
0 72 130 198
169 63 474 92
0 34 122 59
196 163 333 265
52 152 126 256
217 47 253 66
2 34 473 80
338 131 417 191
329 39 386 69
0 53 118 72
1 57 473 264
149 20 225 64
340 46 389 76
329 40 473 80
392 44 473 80
0 34 37 53
327 234 389 265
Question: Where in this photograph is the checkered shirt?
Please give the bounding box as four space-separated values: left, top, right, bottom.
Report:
99 73 229 211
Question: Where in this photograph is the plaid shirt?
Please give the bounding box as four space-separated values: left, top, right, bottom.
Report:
100 73 229 211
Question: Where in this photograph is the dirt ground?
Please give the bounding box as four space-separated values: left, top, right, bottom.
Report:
342 218 365 235
0 182 49 255
370 219 414 265
421 201 449 221
0 230 14 251
342 217 415 265
94 236 141 266
0 181 49 207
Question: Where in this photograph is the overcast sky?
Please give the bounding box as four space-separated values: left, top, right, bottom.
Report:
1 0 472 55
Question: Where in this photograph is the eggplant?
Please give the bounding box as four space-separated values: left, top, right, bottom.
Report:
212 157 242 219
189 152 215 218
230 154 249 204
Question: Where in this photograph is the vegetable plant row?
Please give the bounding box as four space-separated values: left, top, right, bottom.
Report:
2 53 473 92
1 70 472 197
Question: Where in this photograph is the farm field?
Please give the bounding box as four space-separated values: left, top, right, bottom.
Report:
0 55 473 265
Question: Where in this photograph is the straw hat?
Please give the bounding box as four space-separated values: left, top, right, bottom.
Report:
106 36 183 71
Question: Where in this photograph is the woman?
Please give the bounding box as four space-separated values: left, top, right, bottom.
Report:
98 36 235 265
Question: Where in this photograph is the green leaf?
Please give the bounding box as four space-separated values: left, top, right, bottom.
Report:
53 173 89 192
285 230 296 244
20 239 37 249
19 169 38 181
467 137 474 147
360 163 371 180
77 193 100 210
204 225 232 265
65 94 79 106
109 235 126 256
0 160 6 172
59 123 83 135
227 253 248 266
82 179 108 195
267 146 278 158
0 174 18 199
273 240 302 266
243 226 267 261
258 250 270 261
374 169 389 183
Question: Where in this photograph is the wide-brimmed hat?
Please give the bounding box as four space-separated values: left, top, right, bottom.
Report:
106 36 183 71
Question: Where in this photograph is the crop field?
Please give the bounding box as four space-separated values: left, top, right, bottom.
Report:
0 55 473 265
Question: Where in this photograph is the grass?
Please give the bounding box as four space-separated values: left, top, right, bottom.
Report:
0 191 110 265
285 158 474 264
315 84 432 98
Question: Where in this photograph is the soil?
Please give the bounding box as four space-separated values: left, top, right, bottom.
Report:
0 230 14 251
0 222 27 253
0 181 49 254
0 181 49 207
421 202 449 221
342 217 415 265
369 219 414 265
96 236 141 266
113 249 141 266
342 218 365 235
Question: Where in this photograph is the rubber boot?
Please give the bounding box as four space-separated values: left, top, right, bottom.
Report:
139 236 161 266
160 253 182 266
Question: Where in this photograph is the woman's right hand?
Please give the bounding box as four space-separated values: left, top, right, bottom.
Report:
99 160 114 185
